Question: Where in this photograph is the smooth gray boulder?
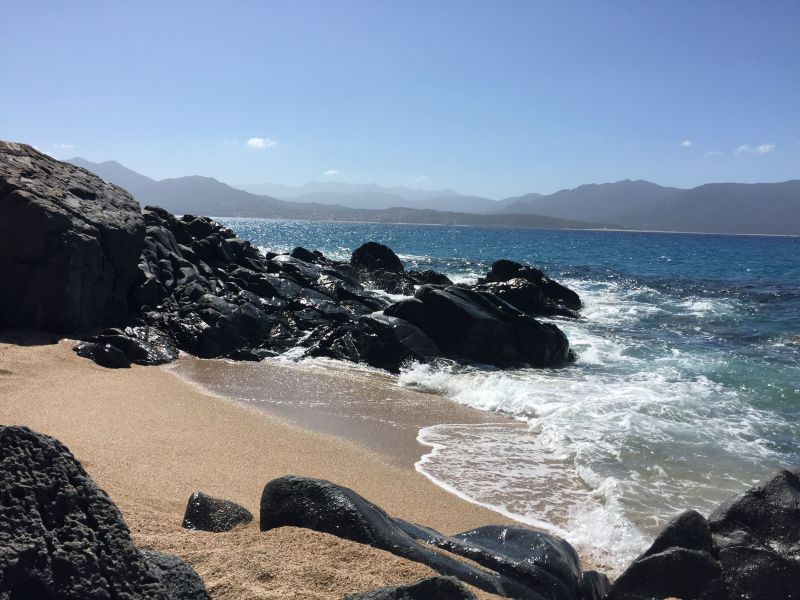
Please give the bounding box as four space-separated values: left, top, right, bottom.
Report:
0 142 145 332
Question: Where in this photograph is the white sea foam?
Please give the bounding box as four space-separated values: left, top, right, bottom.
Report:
402 275 792 572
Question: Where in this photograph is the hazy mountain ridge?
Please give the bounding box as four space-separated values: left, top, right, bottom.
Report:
68 157 601 230
67 157 799 235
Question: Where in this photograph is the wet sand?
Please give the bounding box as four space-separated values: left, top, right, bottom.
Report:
0 335 511 599
168 355 513 468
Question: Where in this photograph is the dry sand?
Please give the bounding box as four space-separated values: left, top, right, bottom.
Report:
0 334 512 599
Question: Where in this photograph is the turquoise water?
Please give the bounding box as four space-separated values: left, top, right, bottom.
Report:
219 218 800 569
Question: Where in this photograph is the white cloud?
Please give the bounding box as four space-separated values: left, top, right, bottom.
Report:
410 174 429 183
323 169 339 176
735 143 776 155
681 140 692 147
52 143 75 150
246 137 278 150
703 150 724 158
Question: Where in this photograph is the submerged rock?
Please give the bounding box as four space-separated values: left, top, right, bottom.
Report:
182 491 253 532
0 142 145 332
260 475 599 599
0 425 209 599
343 576 477 600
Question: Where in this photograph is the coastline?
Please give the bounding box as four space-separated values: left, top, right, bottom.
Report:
0 335 517 599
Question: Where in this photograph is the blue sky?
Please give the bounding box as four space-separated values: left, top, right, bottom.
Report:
1 0 798 198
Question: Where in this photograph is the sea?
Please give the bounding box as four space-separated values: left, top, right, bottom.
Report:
209 218 800 570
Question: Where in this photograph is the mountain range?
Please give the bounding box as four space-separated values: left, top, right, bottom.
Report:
66 157 800 235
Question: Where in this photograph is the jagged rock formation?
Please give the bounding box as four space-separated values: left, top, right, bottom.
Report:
0 425 209 599
606 468 800 600
0 142 145 332
260 475 607 600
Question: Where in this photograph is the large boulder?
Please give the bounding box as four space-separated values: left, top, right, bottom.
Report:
708 468 800 600
0 425 209 599
481 260 581 311
182 491 253 532
351 242 405 273
385 285 572 368
0 142 145 332
343 576 477 600
260 475 599 600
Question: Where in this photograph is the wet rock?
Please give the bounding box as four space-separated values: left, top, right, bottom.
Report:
260 475 596 599
182 491 253 532
481 260 581 311
643 510 714 557
0 142 145 332
0 425 209 599
408 269 453 286
605 547 726 600
399 285 571 368
343 576 477 600
80 326 180 366
708 468 800 599
74 341 132 368
473 279 579 319
351 241 405 273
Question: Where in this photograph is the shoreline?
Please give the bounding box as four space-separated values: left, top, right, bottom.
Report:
0 335 520 598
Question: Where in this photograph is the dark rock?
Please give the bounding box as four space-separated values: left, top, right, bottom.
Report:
74 341 132 368
474 279 579 319
291 246 323 263
708 468 800 600
182 491 253 532
0 425 209 599
260 475 594 599
708 468 800 554
351 242 405 273
78 326 179 366
404 285 572 368
343 576 477 600
605 547 726 600
408 269 453 286
141 550 211 600
644 509 713 557
482 260 581 311
716 545 800 600
578 571 610 600
432 526 588 600
0 142 145 332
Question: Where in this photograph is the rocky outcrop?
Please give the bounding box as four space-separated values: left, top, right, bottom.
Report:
606 468 800 600
0 425 209 599
343 576 477 600
0 147 578 373
260 475 604 600
0 142 145 332
351 241 405 273
480 260 581 311
182 491 253 532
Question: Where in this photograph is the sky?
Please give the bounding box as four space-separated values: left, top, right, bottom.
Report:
1 0 798 198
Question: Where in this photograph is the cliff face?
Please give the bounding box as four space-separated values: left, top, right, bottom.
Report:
0 142 145 332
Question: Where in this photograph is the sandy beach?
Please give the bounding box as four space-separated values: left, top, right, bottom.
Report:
0 333 516 599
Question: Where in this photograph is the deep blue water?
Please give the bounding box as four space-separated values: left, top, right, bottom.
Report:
217 219 800 569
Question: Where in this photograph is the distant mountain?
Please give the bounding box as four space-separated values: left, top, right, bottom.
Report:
67 157 156 194
237 181 515 213
237 180 461 201
132 175 603 229
66 158 800 235
498 180 680 223
614 180 800 235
